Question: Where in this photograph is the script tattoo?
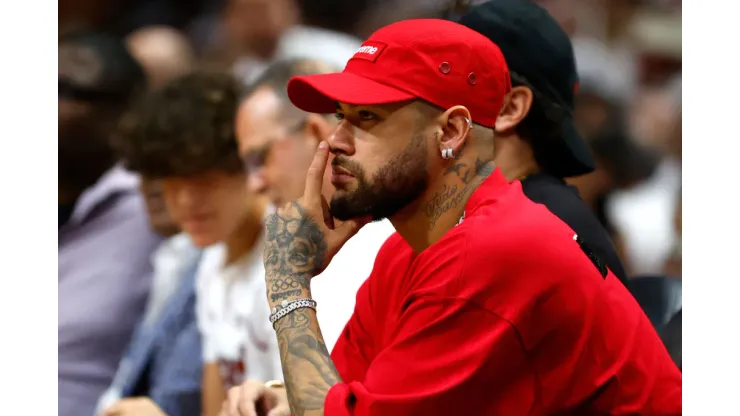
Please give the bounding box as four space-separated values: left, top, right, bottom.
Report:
264 202 339 416
424 157 494 230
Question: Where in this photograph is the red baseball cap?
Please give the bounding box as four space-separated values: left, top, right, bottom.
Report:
286 19 511 128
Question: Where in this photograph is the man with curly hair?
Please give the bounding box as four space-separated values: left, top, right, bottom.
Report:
105 71 282 416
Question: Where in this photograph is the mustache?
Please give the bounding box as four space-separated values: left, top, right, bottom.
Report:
331 155 363 176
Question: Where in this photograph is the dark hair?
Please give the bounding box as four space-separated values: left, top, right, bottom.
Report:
113 71 244 178
510 72 570 173
510 71 566 145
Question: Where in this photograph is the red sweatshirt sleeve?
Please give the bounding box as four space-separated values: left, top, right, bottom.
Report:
324 296 536 416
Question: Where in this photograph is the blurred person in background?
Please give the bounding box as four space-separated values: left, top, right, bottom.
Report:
234 59 396 351
202 0 299 82
275 0 369 67
606 74 681 276
199 0 364 84
458 0 628 283
111 71 282 416
58 31 163 416
126 25 197 90
126 24 197 237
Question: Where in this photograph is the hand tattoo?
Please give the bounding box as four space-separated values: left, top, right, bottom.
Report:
264 202 327 294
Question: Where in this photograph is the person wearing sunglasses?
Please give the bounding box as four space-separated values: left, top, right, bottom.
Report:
235 58 396 353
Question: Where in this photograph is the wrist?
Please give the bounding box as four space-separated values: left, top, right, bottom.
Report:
266 274 312 308
264 379 285 389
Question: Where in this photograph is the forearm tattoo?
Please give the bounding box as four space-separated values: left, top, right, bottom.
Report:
274 308 340 416
264 202 340 416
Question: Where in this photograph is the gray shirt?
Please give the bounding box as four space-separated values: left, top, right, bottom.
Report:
59 166 162 416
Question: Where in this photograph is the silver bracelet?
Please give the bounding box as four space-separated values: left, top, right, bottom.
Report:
269 298 317 325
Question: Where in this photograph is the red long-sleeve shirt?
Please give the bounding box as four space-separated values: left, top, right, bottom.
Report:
325 169 681 415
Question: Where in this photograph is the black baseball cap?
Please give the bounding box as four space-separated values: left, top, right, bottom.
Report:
58 31 146 104
457 0 595 178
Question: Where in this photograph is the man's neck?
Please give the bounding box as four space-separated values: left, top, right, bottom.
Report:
224 197 268 265
390 154 495 253
494 135 540 181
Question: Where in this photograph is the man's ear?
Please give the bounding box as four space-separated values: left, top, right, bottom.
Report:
437 105 473 157
495 86 533 135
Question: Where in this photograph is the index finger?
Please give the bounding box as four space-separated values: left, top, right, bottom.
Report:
303 141 330 204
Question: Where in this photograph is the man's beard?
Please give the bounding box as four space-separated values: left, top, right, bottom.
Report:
330 134 428 222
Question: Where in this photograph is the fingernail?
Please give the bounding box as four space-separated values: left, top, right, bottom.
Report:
319 141 328 149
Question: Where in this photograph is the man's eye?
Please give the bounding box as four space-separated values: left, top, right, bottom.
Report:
358 110 377 121
334 113 345 121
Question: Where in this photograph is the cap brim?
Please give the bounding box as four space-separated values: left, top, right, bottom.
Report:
558 117 596 177
287 72 416 114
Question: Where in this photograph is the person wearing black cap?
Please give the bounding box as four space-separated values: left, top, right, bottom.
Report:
59 31 162 416
456 0 629 283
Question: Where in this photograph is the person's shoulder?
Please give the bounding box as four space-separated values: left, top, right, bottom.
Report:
464 184 578 259
451 187 613 299
372 227 407 260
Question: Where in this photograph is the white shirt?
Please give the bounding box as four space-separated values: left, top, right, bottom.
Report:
311 220 397 352
196 239 282 388
276 25 362 70
232 25 362 85
607 158 682 275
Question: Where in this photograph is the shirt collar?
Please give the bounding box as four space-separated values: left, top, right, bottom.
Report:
464 167 511 217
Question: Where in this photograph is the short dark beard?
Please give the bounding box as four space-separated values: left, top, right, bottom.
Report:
330 134 428 222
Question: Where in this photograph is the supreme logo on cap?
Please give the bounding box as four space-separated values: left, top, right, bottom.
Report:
350 41 387 63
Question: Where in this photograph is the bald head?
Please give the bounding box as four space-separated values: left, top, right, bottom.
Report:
126 26 195 89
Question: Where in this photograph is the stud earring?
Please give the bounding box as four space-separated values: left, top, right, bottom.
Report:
441 148 454 159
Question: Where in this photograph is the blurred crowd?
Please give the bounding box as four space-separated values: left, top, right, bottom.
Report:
59 0 682 415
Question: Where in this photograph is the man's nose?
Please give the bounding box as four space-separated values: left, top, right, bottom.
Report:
247 169 268 194
327 120 355 156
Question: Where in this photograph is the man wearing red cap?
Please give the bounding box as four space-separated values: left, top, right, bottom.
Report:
221 18 681 416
